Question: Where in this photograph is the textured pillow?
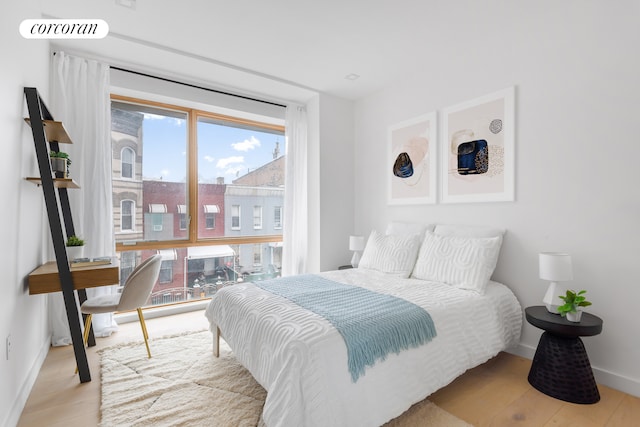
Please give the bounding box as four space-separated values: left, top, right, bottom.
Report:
358 230 422 278
412 230 503 293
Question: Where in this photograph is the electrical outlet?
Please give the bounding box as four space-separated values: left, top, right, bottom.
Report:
5 334 10 360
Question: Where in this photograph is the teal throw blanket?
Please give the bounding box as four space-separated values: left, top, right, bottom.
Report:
255 274 437 382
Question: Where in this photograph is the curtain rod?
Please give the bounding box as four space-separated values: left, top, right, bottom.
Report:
110 66 287 109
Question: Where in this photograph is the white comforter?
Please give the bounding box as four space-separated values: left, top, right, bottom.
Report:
205 268 522 427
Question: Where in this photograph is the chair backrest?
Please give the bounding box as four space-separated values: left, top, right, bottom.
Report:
117 254 163 312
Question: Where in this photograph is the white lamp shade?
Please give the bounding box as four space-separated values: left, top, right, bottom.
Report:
539 252 573 281
349 235 365 251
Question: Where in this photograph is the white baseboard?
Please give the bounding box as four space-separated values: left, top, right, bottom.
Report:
115 300 210 324
4 336 51 427
507 343 640 398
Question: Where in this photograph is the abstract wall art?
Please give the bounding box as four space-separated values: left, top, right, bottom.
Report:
441 87 515 203
388 112 437 205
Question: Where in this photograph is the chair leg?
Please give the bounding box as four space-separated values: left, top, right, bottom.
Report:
137 308 151 358
82 314 93 346
76 314 93 374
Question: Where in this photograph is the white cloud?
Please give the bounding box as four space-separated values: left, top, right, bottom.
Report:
216 156 244 168
161 169 170 177
232 136 261 152
203 155 215 163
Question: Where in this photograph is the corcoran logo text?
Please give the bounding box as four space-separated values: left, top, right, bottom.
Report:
20 19 109 39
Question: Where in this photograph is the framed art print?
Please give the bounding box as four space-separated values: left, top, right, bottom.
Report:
440 87 515 203
387 112 437 205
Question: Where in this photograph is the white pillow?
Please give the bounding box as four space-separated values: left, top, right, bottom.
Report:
385 222 434 237
412 230 503 293
358 230 422 278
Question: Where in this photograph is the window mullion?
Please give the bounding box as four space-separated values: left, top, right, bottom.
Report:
188 109 199 244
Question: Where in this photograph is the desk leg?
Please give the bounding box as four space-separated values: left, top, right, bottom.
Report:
77 289 96 347
528 332 600 404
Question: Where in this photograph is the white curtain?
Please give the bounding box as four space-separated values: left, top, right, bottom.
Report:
281 104 308 276
49 52 117 345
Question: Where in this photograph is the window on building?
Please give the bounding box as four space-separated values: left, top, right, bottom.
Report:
253 206 262 229
205 213 215 229
120 251 136 284
111 94 285 310
231 205 241 230
121 147 134 178
178 205 187 230
159 260 173 283
253 243 262 266
121 200 134 231
274 206 282 229
204 205 218 229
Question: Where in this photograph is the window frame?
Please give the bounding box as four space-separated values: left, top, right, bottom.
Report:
231 205 241 231
121 146 135 179
274 206 283 229
121 199 135 232
205 212 216 229
111 94 284 254
253 205 263 230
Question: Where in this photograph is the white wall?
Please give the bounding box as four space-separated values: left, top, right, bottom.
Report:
353 2 640 396
1 2 52 426
318 94 356 271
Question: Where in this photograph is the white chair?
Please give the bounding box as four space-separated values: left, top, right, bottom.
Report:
80 254 162 358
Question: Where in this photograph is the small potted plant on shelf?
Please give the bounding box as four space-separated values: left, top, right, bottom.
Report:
557 289 592 322
66 235 85 262
50 150 71 178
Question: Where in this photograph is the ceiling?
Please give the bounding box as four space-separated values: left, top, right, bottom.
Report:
42 0 519 102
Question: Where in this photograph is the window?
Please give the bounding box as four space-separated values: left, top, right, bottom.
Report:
152 214 163 232
253 244 262 266
231 205 241 230
253 206 262 229
111 95 284 309
120 251 136 284
121 147 134 178
203 204 218 229
159 260 173 283
178 205 187 230
121 200 134 231
205 213 215 229
274 206 282 229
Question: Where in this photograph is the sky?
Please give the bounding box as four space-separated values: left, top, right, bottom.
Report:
140 113 284 183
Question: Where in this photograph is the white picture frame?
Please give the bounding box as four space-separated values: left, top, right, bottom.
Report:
441 87 515 203
387 112 437 205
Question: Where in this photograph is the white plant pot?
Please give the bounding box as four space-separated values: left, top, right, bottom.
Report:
66 245 85 262
566 310 582 323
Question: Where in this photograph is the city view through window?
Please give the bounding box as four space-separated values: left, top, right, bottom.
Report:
111 97 285 308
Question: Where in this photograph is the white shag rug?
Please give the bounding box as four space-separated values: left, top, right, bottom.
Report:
100 331 472 427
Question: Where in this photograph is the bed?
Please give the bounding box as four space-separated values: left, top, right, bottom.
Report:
205 224 523 426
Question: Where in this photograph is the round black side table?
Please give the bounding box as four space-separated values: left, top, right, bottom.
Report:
525 306 603 404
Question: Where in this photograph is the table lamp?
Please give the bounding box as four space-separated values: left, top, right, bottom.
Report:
349 235 365 268
539 252 573 313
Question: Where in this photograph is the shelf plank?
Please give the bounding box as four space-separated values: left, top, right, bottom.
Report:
25 177 80 189
28 260 120 295
24 118 73 144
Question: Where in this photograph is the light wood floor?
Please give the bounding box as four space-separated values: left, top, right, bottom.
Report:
17 310 640 427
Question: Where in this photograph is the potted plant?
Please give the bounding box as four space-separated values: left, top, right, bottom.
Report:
50 150 71 178
66 235 85 262
557 289 592 322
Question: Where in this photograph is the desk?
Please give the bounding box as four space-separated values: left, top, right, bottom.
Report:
28 260 120 383
28 260 119 295
525 306 603 404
